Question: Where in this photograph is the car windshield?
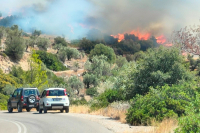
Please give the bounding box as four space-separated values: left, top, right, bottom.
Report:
24 89 37 96
49 90 65 96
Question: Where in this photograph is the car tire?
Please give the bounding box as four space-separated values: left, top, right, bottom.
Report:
65 106 69 113
17 103 22 112
36 106 39 111
39 105 43 113
8 104 13 113
60 109 63 113
28 95 36 104
43 104 47 113
26 108 30 112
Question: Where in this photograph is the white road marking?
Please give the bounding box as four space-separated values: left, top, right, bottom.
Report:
0 119 27 133
15 121 27 133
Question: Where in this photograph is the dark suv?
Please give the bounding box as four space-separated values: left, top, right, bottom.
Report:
7 88 40 113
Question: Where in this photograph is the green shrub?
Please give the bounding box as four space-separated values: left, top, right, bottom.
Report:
46 71 66 87
90 89 125 110
131 46 193 98
86 87 98 96
36 50 67 71
70 98 88 105
175 93 200 133
37 38 50 51
10 65 24 84
0 93 9 110
126 84 196 125
5 36 25 61
54 36 68 47
0 52 7 58
89 43 116 64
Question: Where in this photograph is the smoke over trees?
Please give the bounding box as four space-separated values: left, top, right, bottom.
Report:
0 0 200 40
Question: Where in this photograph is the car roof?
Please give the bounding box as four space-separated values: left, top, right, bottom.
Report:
19 88 38 90
44 88 65 90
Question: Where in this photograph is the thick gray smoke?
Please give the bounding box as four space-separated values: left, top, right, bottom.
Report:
1 0 200 40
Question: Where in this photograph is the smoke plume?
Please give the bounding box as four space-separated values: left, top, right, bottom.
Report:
1 0 200 40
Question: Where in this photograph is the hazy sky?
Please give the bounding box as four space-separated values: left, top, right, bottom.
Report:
1 0 200 40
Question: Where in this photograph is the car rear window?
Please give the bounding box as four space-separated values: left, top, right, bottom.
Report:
24 89 38 96
49 90 65 96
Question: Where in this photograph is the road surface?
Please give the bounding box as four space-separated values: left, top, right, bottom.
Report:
0 110 113 133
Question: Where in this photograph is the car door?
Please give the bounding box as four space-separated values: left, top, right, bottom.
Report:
39 90 46 107
11 89 18 107
16 89 22 105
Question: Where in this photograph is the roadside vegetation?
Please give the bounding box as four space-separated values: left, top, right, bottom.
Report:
1 24 200 132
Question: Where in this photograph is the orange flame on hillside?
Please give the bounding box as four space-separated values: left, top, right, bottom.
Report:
111 30 170 45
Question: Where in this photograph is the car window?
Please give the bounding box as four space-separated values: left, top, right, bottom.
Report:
13 90 18 97
37 90 40 96
49 90 65 96
23 89 37 96
41 91 46 98
17 90 22 96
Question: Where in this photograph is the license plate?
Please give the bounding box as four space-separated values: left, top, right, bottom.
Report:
53 98 61 101
52 106 63 109
29 105 34 107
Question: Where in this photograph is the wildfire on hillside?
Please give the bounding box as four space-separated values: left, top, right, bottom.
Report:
111 30 172 46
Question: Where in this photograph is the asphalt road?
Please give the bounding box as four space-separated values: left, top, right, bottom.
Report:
0 110 113 133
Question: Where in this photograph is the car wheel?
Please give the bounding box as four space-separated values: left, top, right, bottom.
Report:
36 106 39 111
28 95 36 104
43 104 47 113
17 104 22 112
60 109 63 113
39 105 43 113
65 106 69 113
8 105 13 113
26 108 30 112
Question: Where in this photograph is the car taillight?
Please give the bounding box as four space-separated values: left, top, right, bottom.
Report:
64 89 67 96
46 90 49 96
36 96 40 100
21 96 23 102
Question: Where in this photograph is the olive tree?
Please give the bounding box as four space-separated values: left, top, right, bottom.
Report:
57 47 80 62
83 73 98 88
131 46 193 97
116 55 128 67
67 76 83 94
36 38 50 51
89 43 116 64
5 36 25 61
85 55 111 78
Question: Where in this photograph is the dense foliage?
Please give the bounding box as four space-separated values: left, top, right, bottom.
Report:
131 46 193 97
89 43 116 64
175 93 200 133
36 50 67 71
126 83 196 125
54 36 68 47
90 89 125 110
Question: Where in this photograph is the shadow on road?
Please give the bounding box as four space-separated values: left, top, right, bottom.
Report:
2 111 19 114
32 112 62 114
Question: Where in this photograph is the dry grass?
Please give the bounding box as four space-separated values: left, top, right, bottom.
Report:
90 107 127 123
69 105 90 114
145 119 178 133
70 105 127 123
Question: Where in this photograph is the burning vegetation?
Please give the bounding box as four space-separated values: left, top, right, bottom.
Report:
111 30 168 45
